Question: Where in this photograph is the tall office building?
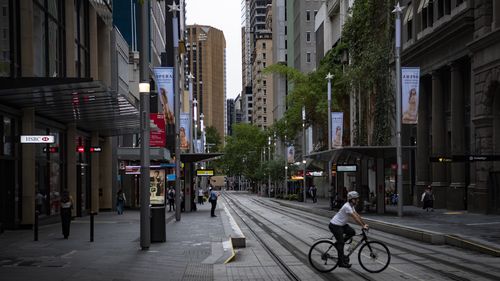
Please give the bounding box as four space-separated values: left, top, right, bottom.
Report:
186 25 226 138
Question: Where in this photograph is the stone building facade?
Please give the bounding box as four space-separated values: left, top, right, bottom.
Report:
402 0 500 213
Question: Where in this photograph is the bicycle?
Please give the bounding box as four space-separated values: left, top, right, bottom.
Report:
308 229 391 273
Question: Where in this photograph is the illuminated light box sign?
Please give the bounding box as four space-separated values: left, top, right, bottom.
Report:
196 169 214 176
21 135 55 144
336 165 357 172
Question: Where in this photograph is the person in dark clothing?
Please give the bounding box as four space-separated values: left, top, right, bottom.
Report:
421 185 435 211
209 187 218 217
167 188 175 212
60 190 73 239
309 184 317 203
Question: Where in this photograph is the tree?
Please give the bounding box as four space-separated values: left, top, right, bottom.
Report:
220 124 267 185
205 126 222 152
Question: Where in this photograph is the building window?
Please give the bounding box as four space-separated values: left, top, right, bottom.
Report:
405 2 413 41
263 52 266 60
0 1 21 77
33 0 66 77
263 80 266 87
306 52 311 63
262 42 266 49
306 10 311 21
263 62 266 68
75 0 90 78
306 31 311 42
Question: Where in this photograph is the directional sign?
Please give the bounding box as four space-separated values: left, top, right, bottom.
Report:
430 155 500 162
196 169 214 176
20 135 55 144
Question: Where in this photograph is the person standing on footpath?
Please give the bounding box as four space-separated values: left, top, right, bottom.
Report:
116 189 126 215
60 190 73 239
198 187 204 205
208 186 219 217
167 187 175 212
421 185 435 212
309 184 317 203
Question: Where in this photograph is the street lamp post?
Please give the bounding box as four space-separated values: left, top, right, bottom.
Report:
302 106 306 203
188 73 195 153
168 1 182 221
268 136 271 198
193 99 198 153
138 0 150 250
393 2 404 217
326 72 334 200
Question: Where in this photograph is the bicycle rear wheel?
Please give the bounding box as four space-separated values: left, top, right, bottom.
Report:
358 241 391 273
308 240 339 273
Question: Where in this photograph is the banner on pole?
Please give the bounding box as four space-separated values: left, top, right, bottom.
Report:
402 67 420 124
150 113 166 147
332 112 344 148
287 146 295 164
150 169 165 205
153 67 175 125
180 112 190 151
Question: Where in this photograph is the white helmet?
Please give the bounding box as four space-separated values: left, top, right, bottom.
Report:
347 191 360 200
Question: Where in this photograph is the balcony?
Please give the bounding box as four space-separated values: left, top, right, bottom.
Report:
327 0 340 17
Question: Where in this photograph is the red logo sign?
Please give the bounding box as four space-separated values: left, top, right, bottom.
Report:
42 136 49 141
150 113 166 147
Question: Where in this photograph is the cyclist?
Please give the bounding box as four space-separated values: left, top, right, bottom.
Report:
329 191 369 268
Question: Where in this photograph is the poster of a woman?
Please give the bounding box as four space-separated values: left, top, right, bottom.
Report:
160 88 175 125
402 88 418 124
401 67 420 125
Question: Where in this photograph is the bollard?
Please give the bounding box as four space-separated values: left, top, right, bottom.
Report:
90 212 95 242
34 210 39 241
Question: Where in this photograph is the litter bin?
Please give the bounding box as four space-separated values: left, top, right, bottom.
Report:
150 206 166 242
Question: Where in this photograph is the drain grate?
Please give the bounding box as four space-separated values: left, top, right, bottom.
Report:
182 263 212 281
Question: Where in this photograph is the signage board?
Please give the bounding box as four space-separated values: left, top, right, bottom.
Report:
196 169 214 176
336 165 357 172
21 135 55 144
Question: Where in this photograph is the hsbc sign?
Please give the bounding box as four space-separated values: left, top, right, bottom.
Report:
20 135 55 144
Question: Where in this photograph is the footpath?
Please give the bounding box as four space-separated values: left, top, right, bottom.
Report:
269 196 500 257
0 200 290 281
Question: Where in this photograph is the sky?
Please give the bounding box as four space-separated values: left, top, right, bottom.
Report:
185 0 242 99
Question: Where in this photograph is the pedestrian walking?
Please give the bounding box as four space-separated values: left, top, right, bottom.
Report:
60 190 73 239
167 187 175 212
309 184 317 203
208 186 219 217
116 189 126 215
421 185 435 212
198 187 204 205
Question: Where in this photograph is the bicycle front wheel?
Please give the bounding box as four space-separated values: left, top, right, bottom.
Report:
308 240 339 273
358 241 391 273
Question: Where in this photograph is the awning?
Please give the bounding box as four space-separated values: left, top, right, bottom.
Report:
417 0 429 13
117 147 171 161
0 78 139 136
306 146 416 163
180 153 223 163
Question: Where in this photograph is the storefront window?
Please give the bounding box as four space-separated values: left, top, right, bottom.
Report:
0 1 10 76
0 116 14 156
35 127 63 216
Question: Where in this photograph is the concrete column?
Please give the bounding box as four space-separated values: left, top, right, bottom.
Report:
21 108 35 225
416 78 430 205
89 6 98 79
20 1 34 76
431 70 447 208
91 132 100 213
99 137 113 210
65 0 76 77
185 164 192 212
97 20 112 86
494 0 500 29
376 156 385 214
66 124 77 217
448 63 466 210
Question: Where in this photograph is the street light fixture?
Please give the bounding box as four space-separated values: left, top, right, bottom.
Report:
393 2 404 217
326 72 334 202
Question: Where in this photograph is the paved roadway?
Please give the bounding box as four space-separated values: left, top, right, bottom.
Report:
0 192 499 281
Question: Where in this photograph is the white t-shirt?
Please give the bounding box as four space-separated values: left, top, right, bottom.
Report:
330 202 356 226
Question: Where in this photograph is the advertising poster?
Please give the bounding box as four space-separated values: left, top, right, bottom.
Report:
153 67 175 125
180 112 190 151
287 146 295 164
402 67 420 124
332 112 344 148
150 113 166 147
150 169 165 205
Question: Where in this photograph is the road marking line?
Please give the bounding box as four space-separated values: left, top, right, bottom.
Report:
465 222 500 226
61 250 77 258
